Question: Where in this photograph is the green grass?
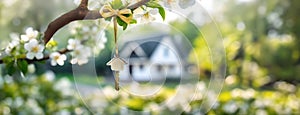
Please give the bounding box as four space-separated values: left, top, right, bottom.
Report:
56 73 105 86
56 73 196 89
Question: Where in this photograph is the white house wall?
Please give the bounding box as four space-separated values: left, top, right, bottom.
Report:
150 37 182 78
119 61 164 81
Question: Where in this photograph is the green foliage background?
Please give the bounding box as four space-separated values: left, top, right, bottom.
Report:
0 0 300 114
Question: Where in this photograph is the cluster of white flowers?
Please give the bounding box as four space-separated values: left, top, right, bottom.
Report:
50 52 67 66
67 39 92 65
55 22 108 66
94 32 107 55
54 78 73 96
1 25 108 68
67 20 109 65
3 27 45 61
24 39 44 60
19 28 69 66
5 40 19 55
21 27 39 42
222 101 238 114
4 33 20 55
231 88 256 100
133 8 159 23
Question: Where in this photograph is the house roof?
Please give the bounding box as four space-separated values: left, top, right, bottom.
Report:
120 34 190 59
138 40 161 57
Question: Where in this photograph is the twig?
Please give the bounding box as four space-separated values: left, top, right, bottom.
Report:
26 48 70 63
0 48 70 64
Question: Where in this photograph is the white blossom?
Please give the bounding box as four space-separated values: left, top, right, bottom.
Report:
4 98 13 106
223 101 238 114
57 109 71 115
165 84 195 112
5 35 20 55
102 86 118 99
28 64 36 74
44 71 56 81
256 109 268 115
21 27 39 42
67 39 82 50
24 39 44 60
134 8 158 23
70 46 92 65
5 41 19 55
25 98 43 114
54 78 73 96
94 32 107 55
14 97 24 108
50 52 67 66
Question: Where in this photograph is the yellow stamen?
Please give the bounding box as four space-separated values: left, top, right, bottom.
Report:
32 46 39 53
54 55 60 61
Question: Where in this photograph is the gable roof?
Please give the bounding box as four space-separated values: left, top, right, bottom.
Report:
138 40 160 57
121 35 164 58
120 34 190 59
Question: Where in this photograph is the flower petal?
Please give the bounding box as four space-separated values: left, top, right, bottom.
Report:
50 52 59 58
60 54 67 61
35 53 44 59
70 58 78 64
24 42 32 50
38 45 45 52
21 35 29 42
26 27 34 34
31 39 38 45
26 52 35 60
78 58 88 65
51 60 57 66
57 60 65 66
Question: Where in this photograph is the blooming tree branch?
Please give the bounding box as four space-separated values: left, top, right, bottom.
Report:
44 0 150 44
0 48 70 64
0 0 151 65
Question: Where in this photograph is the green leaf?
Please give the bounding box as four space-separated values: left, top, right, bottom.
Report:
110 0 123 9
2 56 13 64
6 61 16 76
158 7 165 20
146 1 166 20
105 17 112 21
17 60 28 74
117 17 128 30
130 19 137 24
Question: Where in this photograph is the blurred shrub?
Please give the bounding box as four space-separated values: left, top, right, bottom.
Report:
0 72 90 114
1 71 300 114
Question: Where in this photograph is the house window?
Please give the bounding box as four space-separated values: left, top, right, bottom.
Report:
163 48 169 57
129 65 133 75
169 65 175 70
139 64 144 70
157 65 163 72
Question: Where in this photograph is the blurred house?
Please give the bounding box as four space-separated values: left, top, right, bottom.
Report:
119 34 192 81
